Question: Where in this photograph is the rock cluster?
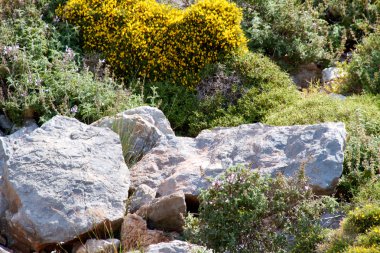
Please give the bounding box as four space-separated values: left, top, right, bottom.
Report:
0 107 347 252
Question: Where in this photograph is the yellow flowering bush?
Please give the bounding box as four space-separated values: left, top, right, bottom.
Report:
344 246 380 253
57 0 247 88
344 204 380 233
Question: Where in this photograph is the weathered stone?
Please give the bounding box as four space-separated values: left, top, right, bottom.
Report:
140 240 211 253
120 214 169 251
320 212 345 230
137 192 186 232
129 184 156 213
92 106 173 166
8 120 38 139
322 67 344 83
0 116 130 252
121 106 174 136
74 239 120 253
131 122 346 196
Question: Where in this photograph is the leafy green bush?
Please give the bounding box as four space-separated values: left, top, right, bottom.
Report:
345 31 380 94
186 165 337 253
353 181 380 206
315 0 380 48
234 0 341 68
140 81 199 135
188 52 300 135
0 3 143 125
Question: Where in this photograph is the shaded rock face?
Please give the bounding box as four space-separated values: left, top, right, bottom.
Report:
0 116 130 252
131 118 346 196
121 214 169 251
136 192 186 232
291 63 322 89
92 106 174 166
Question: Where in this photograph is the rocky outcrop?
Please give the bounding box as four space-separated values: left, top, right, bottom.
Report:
120 214 170 251
136 192 186 232
0 116 130 252
131 118 346 196
92 106 174 166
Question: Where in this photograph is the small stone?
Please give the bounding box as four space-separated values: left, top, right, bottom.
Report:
73 239 120 253
129 184 156 213
137 192 186 232
120 214 169 251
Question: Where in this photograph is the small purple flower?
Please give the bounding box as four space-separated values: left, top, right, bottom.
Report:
64 46 75 62
70 105 78 114
226 173 237 184
212 179 222 189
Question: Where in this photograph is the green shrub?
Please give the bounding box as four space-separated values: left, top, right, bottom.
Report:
315 0 380 47
187 165 337 253
353 182 380 206
234 0 342 68
188 52 300 135
141 81 199 135
0 3 143 125
345 31 380 94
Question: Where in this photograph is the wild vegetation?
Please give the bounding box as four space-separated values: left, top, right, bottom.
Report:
1 0 380 252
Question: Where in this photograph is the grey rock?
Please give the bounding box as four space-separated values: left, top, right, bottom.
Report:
92 106 173 166
121 106 174 136
129 184 156 213
8 121 38 139
0 116 13 133
322 67 344 83
137 192 186 232
0 116 129 252
320 212 345 230
131 122 346 196
74 239 120 253
142 240 211 253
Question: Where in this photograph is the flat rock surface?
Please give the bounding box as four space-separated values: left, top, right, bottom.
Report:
131 120 346 196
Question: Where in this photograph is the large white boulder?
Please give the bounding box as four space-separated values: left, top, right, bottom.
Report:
0 116 130 252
